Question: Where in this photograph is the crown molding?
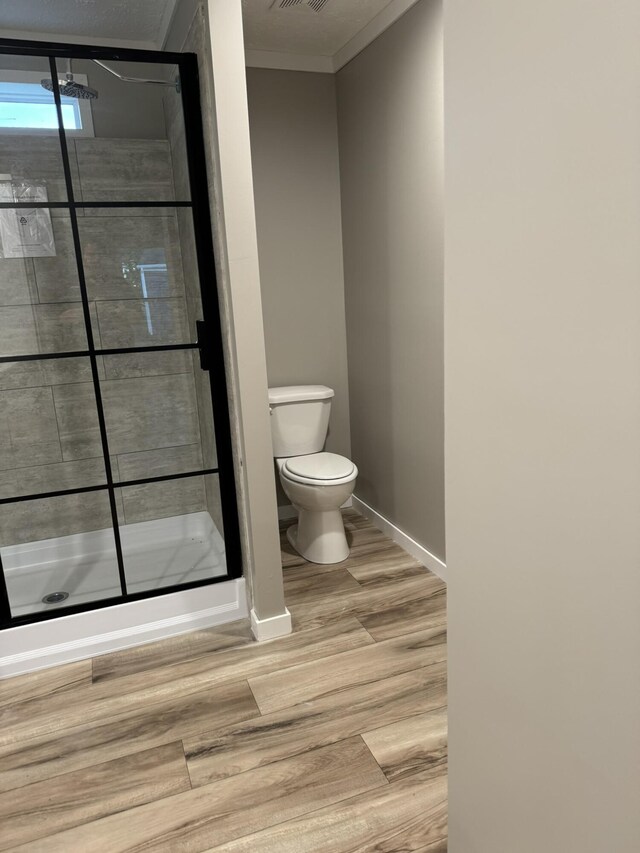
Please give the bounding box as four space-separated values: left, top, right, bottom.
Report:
333 0 420 70
244 0 421 74
245 49 334 74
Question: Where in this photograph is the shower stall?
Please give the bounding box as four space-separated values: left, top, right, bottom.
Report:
0 39 242 644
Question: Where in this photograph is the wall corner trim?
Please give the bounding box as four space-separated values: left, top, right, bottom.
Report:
250 607 292 641
352 495 447 581
245 49 334 73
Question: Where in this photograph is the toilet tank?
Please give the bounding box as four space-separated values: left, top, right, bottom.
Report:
268 385 334 458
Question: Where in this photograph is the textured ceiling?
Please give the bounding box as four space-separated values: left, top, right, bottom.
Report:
242 0 396 55
0 0 177 45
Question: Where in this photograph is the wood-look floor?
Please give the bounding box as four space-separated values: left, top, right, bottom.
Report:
0 510 447 852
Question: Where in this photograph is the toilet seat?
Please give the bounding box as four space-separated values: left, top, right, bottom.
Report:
282 452 357 486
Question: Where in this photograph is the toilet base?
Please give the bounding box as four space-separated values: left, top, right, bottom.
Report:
286 508 350 564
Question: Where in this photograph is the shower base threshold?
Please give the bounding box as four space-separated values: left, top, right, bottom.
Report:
2 511 227 618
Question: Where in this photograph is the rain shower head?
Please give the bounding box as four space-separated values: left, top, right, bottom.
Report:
40 59 180 101
40 73 98 100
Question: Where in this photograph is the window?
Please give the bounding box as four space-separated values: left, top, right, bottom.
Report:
0 71 94 136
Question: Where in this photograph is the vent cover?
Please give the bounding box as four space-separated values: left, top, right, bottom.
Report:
276 0 331 11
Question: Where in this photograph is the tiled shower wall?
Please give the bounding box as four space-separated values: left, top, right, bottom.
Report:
0 135 216 546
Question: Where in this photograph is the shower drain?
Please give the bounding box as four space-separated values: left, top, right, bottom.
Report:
42 591 70 605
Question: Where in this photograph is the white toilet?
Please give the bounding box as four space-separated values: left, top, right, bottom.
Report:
269 385 357 564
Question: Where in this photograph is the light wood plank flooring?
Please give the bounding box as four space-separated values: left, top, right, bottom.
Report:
0 509 447 851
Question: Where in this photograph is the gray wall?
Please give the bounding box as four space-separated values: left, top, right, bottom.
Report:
336 0 444 560
246 69 351 472
446 0 640 849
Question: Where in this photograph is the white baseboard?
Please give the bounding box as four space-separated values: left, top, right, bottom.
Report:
250 607 292 641
351 495 447 582
0 579 248 679
278 496 353 522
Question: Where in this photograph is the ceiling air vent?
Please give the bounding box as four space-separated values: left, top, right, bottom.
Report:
276 0 331 11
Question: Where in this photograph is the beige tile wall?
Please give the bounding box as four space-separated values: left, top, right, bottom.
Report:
0 136 211 546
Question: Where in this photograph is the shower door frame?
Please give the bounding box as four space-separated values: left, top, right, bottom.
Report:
0 39 242 629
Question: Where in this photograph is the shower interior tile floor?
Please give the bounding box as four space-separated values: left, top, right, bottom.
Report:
0 509 447 852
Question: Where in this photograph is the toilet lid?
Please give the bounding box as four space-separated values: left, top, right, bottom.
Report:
283 452 355 482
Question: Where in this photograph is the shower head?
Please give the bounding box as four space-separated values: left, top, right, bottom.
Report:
40 59 180 102
40 73 98 100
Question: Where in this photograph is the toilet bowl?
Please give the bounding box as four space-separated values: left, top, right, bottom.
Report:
269 384 357 564
277 452 357 564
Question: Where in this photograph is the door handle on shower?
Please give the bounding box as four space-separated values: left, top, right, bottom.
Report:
196 320 212 371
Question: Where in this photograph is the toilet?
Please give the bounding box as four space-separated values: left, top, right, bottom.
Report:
269 385 357 564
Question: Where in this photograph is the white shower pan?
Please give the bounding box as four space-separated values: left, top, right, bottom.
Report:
3 511 227 618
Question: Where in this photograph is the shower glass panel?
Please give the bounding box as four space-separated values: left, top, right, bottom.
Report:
117 474 226 594
0 358 108 492
65 59 191 205
0 219 87 354
1 492 121 618
100 351 216 472
76 206 198 349
0 43 240 628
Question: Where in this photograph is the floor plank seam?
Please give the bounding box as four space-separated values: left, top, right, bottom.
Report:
180 739 194 790
356 734 392 785
353 618 378 643
245 679 263 717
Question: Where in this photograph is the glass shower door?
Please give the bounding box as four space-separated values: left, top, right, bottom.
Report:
0 46 240 626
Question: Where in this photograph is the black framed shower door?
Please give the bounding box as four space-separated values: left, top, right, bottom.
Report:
0 39 241 628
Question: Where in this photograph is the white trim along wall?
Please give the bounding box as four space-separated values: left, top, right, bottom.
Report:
279 496 447 583
352 496 447 582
